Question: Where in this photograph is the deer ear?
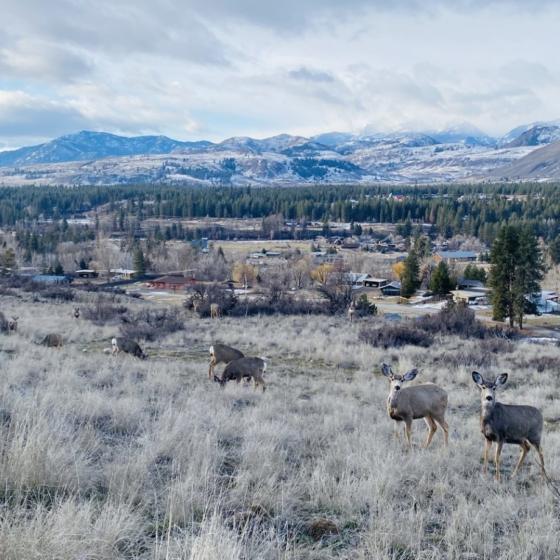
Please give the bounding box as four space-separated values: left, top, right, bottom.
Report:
381 363 392 377
472 371 484 386
495 373 508 387
403 368 418 381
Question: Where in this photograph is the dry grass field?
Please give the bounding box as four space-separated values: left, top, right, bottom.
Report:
1 289 560 559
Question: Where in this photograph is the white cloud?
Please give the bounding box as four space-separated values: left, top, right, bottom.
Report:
0 0 559 145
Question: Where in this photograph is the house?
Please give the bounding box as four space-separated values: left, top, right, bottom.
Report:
32 274 72 285
109 268 135 280
75 269 99 279
456 278 485 291
148 275 195 291
363 277 389 288
529 291 560 314
451 289 489 305
435 250 478 263
381 281 402 296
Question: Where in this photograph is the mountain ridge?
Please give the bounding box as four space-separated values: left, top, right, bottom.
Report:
0 123 559 185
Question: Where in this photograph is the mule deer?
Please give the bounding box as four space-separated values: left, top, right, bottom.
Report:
381 363 449 449
348 301 356 323
8 316 18 333
209 343 244 379
210 303 221 319
111 337 147 359
472 371 547 482
40 333 63 348
73 307 80 319
214 356 267 392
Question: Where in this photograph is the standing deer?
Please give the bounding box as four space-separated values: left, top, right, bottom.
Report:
471 371 547 482
381 363 449 449
111 337 147 359
209 343 244 379
214 356 267 392
40 333 63 348
348 301 356 323
73 307 80 319
210 303 221 319
8 316 18 334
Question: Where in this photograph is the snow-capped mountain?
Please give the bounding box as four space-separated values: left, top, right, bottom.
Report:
499 120 560 147
0 130 213 167
502 125 560 148
0 124 558 185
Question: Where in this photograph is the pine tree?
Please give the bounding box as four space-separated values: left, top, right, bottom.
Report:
429 261 454 296
489 225 544 328
133 247 146 277
400 250 420 298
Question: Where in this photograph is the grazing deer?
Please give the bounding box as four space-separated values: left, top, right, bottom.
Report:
111 337 147 359
472 371 547 482
210 303 221 319
8 316 18 334
40 333 63 348
209 343 244 379
381 363 449 449
73 307 80 319
347 301 356 323
214 356 267 392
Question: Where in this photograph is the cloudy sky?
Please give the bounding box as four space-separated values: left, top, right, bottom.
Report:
1 0 559 148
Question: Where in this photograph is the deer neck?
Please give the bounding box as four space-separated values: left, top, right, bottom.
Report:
481 400 500 423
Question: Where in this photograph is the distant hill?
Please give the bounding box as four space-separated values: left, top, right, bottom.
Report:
0 130 213 167
487 141 560 180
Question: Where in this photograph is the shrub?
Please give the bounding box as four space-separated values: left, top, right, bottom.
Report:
415 301 486 338
355 294 377 317
119 308 184 341
359 324 434 348
82 296 128 323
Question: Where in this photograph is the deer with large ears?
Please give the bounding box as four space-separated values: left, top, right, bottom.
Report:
471 371 547 482
381 363 449 449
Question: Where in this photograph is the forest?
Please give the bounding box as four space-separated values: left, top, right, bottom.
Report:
1 182 560 245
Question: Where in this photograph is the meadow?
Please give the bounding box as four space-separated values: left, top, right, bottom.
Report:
1 289 560 559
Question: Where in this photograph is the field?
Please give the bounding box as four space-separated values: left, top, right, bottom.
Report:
1 290 560 559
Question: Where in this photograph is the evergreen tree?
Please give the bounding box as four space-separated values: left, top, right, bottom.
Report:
54 261 64 275
463 263 487 283
133 247 146 277
429 261 454 296
489 225 544 328
400 250 420 298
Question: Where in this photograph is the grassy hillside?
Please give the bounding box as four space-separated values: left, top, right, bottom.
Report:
0 290 559 559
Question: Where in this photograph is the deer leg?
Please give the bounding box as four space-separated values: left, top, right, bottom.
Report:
404 420 413 449
494 441 503 482
435 416 449 447
483 439 492 475
423 416 437 448
531 443 547 480
512 440 531 478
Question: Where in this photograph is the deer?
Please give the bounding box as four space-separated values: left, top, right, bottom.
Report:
347 301 356 323
381 363 449 449
40 333 63 348
210 303 221 319
73 307 80 319
209 343 244 379
7 316 18 334
471 371 547 482
214 356 267 392
111 337 147 359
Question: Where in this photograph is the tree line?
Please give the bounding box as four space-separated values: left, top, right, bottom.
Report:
2 183 560 243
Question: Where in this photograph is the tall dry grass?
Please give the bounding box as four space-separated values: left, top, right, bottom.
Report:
0 291 559 558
